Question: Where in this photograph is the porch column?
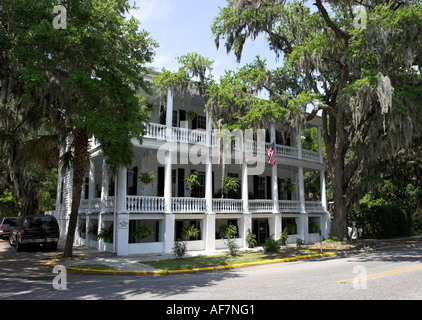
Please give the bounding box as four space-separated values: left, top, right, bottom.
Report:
166 88 173 141
100 158 109 213
164 150 173 214
298 166 308 243
320 170 327 212
116 166 127 214
241 160 251 249
205 149 216 251
270 124 279 214
88 158 95 214
116 165 129 256
164 213 175 253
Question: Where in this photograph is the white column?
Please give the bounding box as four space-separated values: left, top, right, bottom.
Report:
164 213 175 253
117 166 127 214
241 162 249 214
164 151 173 213
100 158 109 214
204 213 215 251
320 170 327 212
298 166 308 243
166 88 173 141
240 213 252 249
270 124 279 214
205 156 213 213
297 125 302 160
115 166 129 256
88 159 95 213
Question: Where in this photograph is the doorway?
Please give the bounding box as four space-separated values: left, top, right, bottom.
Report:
252 219 269 246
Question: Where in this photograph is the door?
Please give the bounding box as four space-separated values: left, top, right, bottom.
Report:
253 219 269 246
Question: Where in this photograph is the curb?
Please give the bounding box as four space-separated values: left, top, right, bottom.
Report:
45 252 336 275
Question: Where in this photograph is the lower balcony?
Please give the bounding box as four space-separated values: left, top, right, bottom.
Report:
80 196 325 214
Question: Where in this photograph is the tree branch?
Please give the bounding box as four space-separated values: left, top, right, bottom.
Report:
314 0 350 45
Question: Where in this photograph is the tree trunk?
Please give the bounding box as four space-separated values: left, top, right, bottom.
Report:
63 128 89 258
330 157 348 240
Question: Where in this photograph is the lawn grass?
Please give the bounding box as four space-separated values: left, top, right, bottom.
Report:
144 248 335 271
69 264 118 271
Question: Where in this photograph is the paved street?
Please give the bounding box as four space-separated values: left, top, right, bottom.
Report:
0 238 421 302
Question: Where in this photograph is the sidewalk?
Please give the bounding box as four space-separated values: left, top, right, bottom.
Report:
48 239 331 275
48 240 273 274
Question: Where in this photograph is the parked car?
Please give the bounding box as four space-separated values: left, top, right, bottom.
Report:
9 215 60 252
0 217 17 239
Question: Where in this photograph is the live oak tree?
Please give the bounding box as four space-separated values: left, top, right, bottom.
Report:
0 0 158 256
211 0 422 239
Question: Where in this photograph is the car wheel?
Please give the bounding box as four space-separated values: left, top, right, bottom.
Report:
9 235 15 246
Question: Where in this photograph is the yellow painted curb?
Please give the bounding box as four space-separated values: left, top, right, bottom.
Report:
45 252 336 275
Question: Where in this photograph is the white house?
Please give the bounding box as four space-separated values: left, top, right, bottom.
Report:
53 84 330 256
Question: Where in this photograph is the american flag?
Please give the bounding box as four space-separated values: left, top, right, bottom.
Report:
267 142 275 166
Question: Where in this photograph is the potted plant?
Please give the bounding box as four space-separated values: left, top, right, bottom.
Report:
145 101 155 111
78 222 86 237
185 174 199 190
88 223 98 237
133 224 154 240
282 182 296 193
224 176 240 192
97 224 114 243
187 110 197 119
246 229 257 248
139 171 155 184
182 224 199 240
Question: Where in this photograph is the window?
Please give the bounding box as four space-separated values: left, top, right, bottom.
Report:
191 171 205 198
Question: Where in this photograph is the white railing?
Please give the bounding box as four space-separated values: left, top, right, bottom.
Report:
249 200 274 213
305 201 324 212
79 199 89 211
126 196 165 213
279 200 301 212
302 149 320 162
104 196 115 211
172 197 206 213
143 123 321 164
144 123 167 140
91 198 102 213
172 127 207 145
276 144 299 159
212 199 243 213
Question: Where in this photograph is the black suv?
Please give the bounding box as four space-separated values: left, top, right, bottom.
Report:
9 215 60 252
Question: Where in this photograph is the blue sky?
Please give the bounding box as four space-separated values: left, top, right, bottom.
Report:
129 0 281 79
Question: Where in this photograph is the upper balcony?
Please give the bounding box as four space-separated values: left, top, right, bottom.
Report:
142 122 321 164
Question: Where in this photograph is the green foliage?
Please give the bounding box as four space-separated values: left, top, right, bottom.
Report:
224 176 240 192
182 224 199 240
133 224 154 240
185 174 200 190
246 229 258 248
218 223 239 256
139 172 155 184
172 241 187 260
262 237 282 253
97 224 114 243
349 201 412 239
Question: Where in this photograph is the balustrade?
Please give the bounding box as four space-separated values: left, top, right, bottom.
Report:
212 199 243 213
126 196 165 213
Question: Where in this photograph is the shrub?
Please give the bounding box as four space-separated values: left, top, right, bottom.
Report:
172 241 187 260
348 202 413 239
262 237 282 253
246 229 257 248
